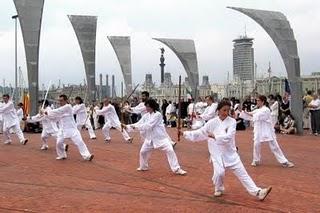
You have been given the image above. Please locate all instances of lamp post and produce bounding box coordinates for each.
[12,14,18,103]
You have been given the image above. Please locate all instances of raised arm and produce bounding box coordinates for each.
[96,105,111,116]
[131,113,162,131]
[183,122,211,142]
[0,102,14,113]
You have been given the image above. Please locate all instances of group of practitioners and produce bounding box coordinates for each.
[0,91,297,202]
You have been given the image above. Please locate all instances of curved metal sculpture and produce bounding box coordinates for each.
[13,0,44,115]
[153,38,199,96]
[228,7,303,134]
[68,15,97,101]
[107,36,133,94]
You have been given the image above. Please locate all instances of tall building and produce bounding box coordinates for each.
[233,36,254,81]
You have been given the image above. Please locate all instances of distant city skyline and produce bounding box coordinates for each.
[0,0,319,91]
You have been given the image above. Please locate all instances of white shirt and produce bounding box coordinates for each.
[187,103,195,116]
[129,111,172,149]
[131,102,147,116]
[47,104,77,130]
[270,101,279,117]
[72,103,88,125]
[252,106,276,143]
[0,101,20,129]
[16,108,24,121]
[166,104,176,115]
[199,103,218,121]
[309,99,320,111]
[184,116,240,167]
[30,106,58,134]
[96,104,121,127]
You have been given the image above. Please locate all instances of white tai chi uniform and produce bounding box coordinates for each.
[270,101,279,127]
[251,106,288,164]
[192,103,218,129]
[47,104,92,159]
[72,103,96,139]
[93,106,100,130]
[0,101,26,144]
[183,116,262,196]
[29,106,59,148]
[128,111,182,172]
[130,102,148,140]
[96,104,130,141]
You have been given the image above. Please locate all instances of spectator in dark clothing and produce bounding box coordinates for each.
[242,96,252,112]
[161,99,169,124]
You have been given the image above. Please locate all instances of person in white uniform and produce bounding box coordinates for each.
[182,100,272,201]
[243,95,294,168]
[126,91,177,147]
[268,95,279,128]
[16,103,24,121]
[0,94,28,145]
[72,96,96,139]
[27,100,61,150]
[123,99,186,175]
[192,95,218,129]
[42,94,94,161]
[96,98,132,143]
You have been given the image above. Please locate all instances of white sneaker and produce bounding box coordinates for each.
[4,140,12,145]
[214,190,223,197]
[126,138,133,143]
[84,154,94,161]
[20,139,28,145]
[251,161,259,167]
[174,168,187,176]
[136,167,148,171]
[282,161,294,168]
[257,187,272,201]
[105,138,111,143]
[90,137,97,140]
[41,145,49,150]
[56,156,67,160]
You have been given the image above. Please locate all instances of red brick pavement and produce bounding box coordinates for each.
[0,128,319,212]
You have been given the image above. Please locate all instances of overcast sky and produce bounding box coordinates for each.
[0,0,319,92]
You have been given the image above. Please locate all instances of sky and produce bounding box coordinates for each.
[0,0,319,93]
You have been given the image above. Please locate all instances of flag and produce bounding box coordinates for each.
[284,78,291,95]
[23,92,30,116]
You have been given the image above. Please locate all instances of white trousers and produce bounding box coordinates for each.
[139,141,180,172]
[56,129,91,159]
[3,123,25,143]
[271,115,278,127]
[253,140,288,164]
[212,160,261,196]
[41,129,57,146]
[102,122,130,141]
[77,118,96,138]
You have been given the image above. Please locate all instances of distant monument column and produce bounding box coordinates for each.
[111,75,115,98]
[228,6,304,134]
[160,48,165,84]
[106,74,109,98]
[13,0,45,115]
[68,15,97,102]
